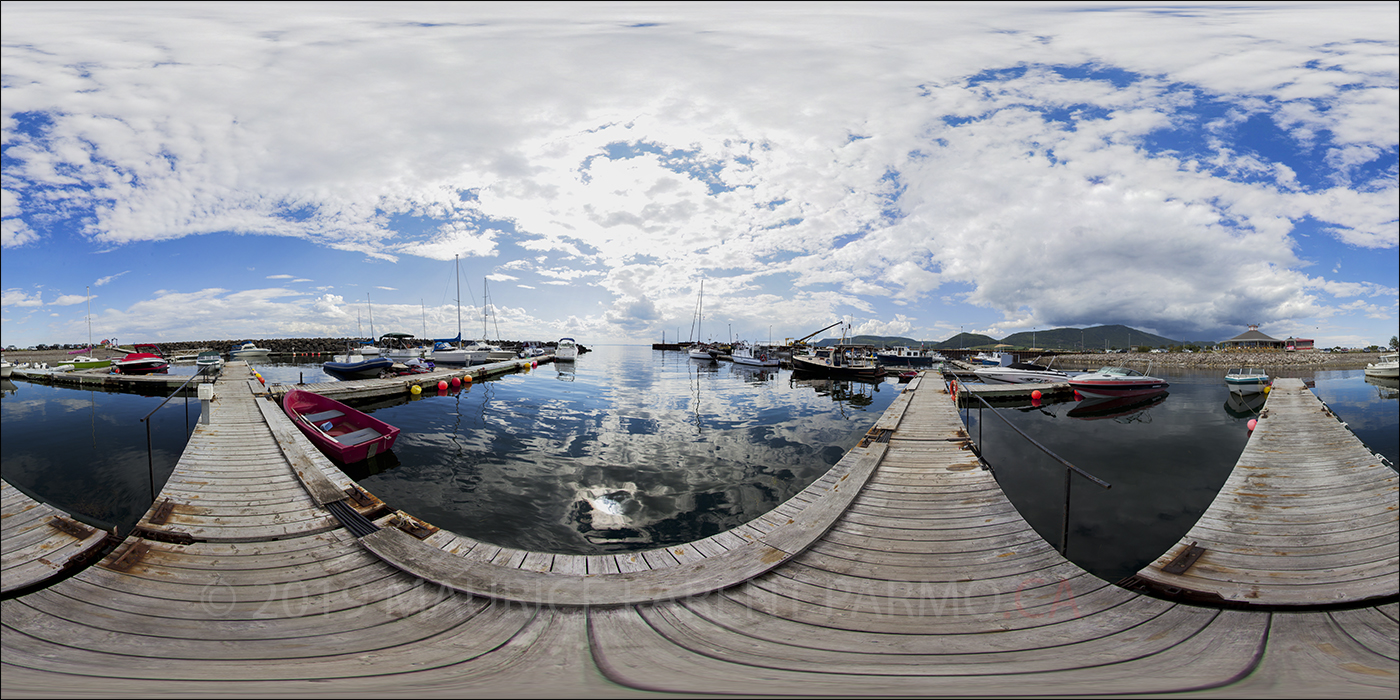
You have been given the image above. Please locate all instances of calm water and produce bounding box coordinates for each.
[2,350,1395,583]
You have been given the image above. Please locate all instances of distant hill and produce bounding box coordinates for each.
[810,325,1180,351]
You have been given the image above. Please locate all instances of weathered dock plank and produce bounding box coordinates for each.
[0,480,111,595]
[1127,378,1399,606]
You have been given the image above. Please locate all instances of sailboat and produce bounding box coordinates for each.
[688,280,716,362]
[461,278,513,362]
[64,286,112,370]
[358,294,380,355]
[433,255,487,365]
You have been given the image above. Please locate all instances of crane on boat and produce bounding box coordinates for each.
[785,321,843,350]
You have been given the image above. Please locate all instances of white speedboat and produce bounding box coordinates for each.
[0,360,12,378]
[1364,353,1399,378]
[554,337,578,361]
[974,359,1072,384]
[195,350,224,372]
[229,341,272,359]
[1068,366,1169,399]
[1224,367,1271,395]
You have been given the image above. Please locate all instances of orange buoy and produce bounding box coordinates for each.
[463,375,472,384]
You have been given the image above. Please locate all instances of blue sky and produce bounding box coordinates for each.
[2,2,1396,350]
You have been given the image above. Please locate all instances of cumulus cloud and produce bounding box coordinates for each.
[0,2,1394,345]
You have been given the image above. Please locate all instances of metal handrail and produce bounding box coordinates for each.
[140,366,216,501]
[950,378,1110,555]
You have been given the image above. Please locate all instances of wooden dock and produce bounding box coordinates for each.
[1125,378,1399,606]
[2,370,1395,697]
[1,480,113,596]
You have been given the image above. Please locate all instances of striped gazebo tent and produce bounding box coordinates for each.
[1219,324,1286,349]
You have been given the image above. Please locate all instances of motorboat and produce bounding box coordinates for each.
[1223,390,1268,419]
[323,355,394,380]
[112,351,170,375]
[229,341,272,359]
[731,343,779,367]
[378,333,428,361]
[973,351,1008,366]
[1067,366,1169,399]
[875,346,942,367]
[65,355,111,370]
[791,346,883,380]
[0,360,11,379]
[974,358,1073,384]
[282,389,400,463]
[195,350,224,372]
[1224,367,1271,395]
[554,337,579,361]
[1365,353,1399,379]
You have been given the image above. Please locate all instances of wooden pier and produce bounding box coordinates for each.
[0,480,113,596]
[1125,378,1399,606]
[2,369,1395,697]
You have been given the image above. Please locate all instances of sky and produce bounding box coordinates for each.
[2,2,1397,351]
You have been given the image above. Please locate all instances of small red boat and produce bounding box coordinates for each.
[282,389,400,463]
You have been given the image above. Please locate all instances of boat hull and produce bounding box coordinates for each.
[1364,366,1399,378]
[322,357,394,380]
[1225,377,1270,394]
[1068,379,1169,399]
[791,354,883,380]
[283,389,400,464]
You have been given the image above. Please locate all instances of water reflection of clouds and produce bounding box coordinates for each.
[358,347,900,554]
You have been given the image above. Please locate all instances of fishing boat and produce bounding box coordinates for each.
[791,346,884,380]
[282,389,400,463]
[229,341,272,359]
[1364,352,1399,379]
[875,346,942,367]
[1067,366,1169,399]
[555,337,579,361]
[1224,367,1271,395]
[731,342,780,367]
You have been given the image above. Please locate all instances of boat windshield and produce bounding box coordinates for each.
[1096,366,1142,377]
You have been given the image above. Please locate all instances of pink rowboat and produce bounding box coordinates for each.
[282,389,400,464]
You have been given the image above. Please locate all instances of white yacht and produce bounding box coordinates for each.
[554,337,578,361]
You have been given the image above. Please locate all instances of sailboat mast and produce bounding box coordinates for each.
[86,285,92,349]
[455,255,462,340]
[367,293,375,341]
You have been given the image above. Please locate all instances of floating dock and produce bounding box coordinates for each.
[1124,378,1399,606]
[2,369,1395,697]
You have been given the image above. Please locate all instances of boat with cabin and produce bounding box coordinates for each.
[791,345,884,380]
[974,356,1074,384]
[112,346,170,375]
[1224,367,1272,395]
[554,337,579,361]
[731,342,780,367]
[282,389,400,463]
[1365,353,1399,379]
[229,341,272,359]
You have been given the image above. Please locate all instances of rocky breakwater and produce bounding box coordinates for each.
[1054,350,1385,369]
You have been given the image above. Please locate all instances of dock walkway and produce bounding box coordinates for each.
[1127,378,1398,606]
[1,480,112,596]
[2,370,1396,696]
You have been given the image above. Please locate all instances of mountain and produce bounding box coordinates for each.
[809,325,1179,351]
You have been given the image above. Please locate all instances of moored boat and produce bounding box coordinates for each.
[974,358,1073,384]
[323,355,394,380]
[230,341,272,359]
[1224,367,1271,395]
[282,389,400,463]
[112,352,170,375]
[195,350,224,372]
[1364,353,1399,379]
[791,346,883,380]
[731,342,779,367]
[1067,366,1168,399]
[554,337,579,361]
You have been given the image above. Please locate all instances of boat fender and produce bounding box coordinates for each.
[410,384,422,395]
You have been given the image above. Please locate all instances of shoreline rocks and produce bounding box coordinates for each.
[1051,350,1385,369]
